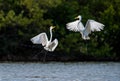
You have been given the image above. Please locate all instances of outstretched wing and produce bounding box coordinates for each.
[48,39,58,52]
[66,20,84,32]
[30,33,48,46]
[84,19,104,35]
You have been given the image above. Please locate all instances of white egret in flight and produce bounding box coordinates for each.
[66,15,104,40]
[30,26,58,52]
[30,26,58,62]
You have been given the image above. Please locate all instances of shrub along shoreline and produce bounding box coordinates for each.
[0,0,120,61]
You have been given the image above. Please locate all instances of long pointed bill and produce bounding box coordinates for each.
[74,16,79,19]
[51,26,55,29]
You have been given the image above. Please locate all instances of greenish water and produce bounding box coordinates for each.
[0,62,120,81]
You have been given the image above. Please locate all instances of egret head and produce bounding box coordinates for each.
[50,26,55,30]
[75,15,82,20]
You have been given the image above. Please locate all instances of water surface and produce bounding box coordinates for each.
[0,62,120,81]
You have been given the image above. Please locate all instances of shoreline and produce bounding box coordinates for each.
[0,54,119,62]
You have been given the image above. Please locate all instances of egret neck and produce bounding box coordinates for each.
[49,27,53,42]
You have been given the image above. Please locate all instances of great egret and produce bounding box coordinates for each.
[30,26,58,61]
[66,15,105,40]
[30,26,58,52]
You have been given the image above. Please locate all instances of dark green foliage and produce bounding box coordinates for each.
[0,0,119,61]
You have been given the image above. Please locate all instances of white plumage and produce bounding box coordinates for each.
[66,15,104,40]
[30,26,58,52]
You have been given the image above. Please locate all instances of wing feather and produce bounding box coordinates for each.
[84,20,104,35]
[30,33,48,46]
[66,20,84,32]
[48,39,58,51]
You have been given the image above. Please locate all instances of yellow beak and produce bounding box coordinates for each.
[51,26,55,29]
[74,16,79,19]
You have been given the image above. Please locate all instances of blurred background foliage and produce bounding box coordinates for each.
[0,0,120,61]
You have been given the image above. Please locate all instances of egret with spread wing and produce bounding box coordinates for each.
[66,15,104,40]
[31,26,58,52]
[30,26,58,61]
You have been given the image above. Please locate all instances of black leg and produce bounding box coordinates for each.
[43,51,48,62]
[33,49,44,59]
[85,40,88,54]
